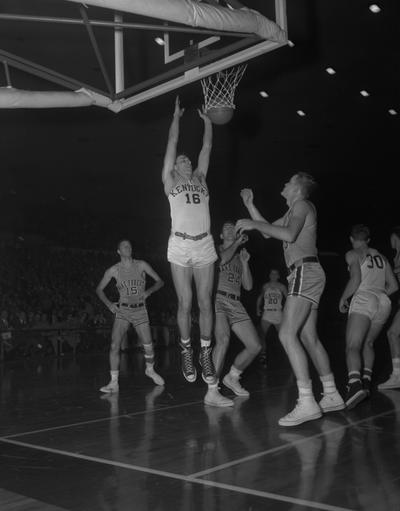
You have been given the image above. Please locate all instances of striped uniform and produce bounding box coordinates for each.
[215,253,250,326]
[262,284,284,325]
[283,200,326,307]
[167,173,217,268]
[349,248,391,323]
[115,261,149,327]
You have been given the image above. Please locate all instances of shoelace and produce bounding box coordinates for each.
[200,347,215,377]
[182,348,195,375]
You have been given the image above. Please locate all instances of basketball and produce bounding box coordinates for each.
[206,106,234,125]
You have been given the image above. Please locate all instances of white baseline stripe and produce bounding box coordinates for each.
[189,407,399,478]
[0,437,353,511]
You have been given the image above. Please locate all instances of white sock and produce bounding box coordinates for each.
[201,338,211,348]
[320,373,337,394]
[297,380,313,400]
[229,365,242,379]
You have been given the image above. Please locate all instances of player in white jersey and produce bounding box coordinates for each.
[378,227,400,389]
[236,173,344,426]
[256,269,287,365]
[339,225,398,408]
[162,97,230,407]
[96,240,165,393]
[213,222,261,398]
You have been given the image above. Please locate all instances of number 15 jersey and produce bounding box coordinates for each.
[168,174,210,235]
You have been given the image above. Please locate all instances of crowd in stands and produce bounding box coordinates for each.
[0,241,179,358]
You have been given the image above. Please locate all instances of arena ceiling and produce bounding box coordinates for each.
[0,0,399,254]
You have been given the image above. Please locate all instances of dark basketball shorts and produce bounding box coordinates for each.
[215,295,250,326]
[115,303,149,328]
[287,262,326,308]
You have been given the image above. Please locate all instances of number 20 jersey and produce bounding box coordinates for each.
[168,174,210,235]
[358,248,387,295]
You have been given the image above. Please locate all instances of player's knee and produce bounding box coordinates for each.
[300,331,317,347]
[197,295,212,315]
[278,327,291,347]
[249,342,261,356]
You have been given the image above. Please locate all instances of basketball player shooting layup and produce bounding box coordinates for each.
[236,173,345,426]
[96,240,165,393]
[162,97,231,407]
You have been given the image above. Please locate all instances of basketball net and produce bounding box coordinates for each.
[201,64,247,111]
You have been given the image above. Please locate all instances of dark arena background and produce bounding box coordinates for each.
[1,1,400,510]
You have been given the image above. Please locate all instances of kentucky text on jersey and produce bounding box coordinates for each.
[169,182,209,197]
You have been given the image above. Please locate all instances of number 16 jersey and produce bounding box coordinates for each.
[168,174,210,235]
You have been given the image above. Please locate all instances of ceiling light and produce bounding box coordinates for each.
[259,91,269,98]
[297,110,306,117]
[326,67,336,75]
[360,90,370,97]
[287,40,295,47]
[388,109,397,115]
[369,4,381,13]
[155,37,165,46]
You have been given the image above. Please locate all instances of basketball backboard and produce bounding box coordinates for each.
[0,0,287,112]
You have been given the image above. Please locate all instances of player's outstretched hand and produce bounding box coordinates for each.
[236,233,248,245]
[174,96,185,118]
[239,248,250,263]
[240,188,254,208]
[198,105,211,122]
[235,219,254,235]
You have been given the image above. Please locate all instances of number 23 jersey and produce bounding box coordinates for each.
[168,174,210,235]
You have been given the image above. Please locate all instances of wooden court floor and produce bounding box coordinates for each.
[0,338,400,511]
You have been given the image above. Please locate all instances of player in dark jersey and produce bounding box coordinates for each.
[378,227,400,389]
[96,240,165,393]
[213,222,261,397]
[256,268,287,365]
[236,173,344,426]
[162,97,231,407]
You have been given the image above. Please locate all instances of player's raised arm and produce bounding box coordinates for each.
[96,267,118,314]
[339,251,361,312]
[240,188,285,239]
[140,261,164,300]
[195,106,213,179]
[162,97,184,194]
[240,248,253,291]
[236,199,307,242]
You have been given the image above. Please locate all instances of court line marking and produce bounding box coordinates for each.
[0,437,353,511]
[1,383,290,440]
[189,407,400,478]
[1,399,204,439]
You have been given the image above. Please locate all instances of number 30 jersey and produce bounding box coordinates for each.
[218,254,242,297]
[168,174,210,236]
[357,248,387,295]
